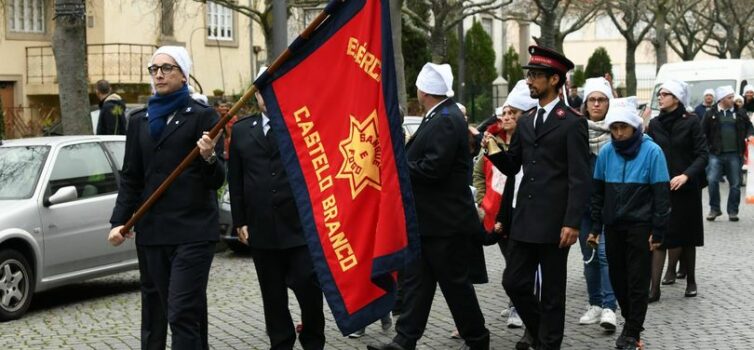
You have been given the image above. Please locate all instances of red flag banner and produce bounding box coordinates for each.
[255,0,419,334]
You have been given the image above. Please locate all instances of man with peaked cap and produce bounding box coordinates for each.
[108,46,225,349]
[227,67,326,350]
[484,46,590,350]
[368,63,489,350]
[701,85,754,222]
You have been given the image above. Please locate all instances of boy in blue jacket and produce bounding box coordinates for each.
[590,98,671,350]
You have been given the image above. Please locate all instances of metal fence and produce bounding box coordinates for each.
[3,106,58,138]
[26,43,157,85]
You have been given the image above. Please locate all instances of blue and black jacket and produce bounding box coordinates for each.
[591,134,671,243]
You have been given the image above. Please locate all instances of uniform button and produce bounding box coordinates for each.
[534,143,539,147]
[527,194,533,199]
[530,177,535,182]
[531,160,536,164]
[271,172,276,176]
[271,188,277,193]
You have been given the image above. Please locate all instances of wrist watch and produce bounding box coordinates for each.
[204,150,217,164]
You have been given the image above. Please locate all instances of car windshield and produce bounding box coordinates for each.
[0,146,50,199]
[650,79,736,111]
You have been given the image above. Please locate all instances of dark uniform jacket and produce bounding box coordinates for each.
[227,114,306,250]
[487,99,590,244]
[110,99,225,245]
[701,107,754,156]
[97,94,127,135]
[406,99,483,237]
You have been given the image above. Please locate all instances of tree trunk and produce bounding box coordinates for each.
[430,22,446,63]
[390,0,407,108]
[52,0,91,135]
[160,0,175,43]
[554,33,564,54]
[625,42,638,96]
[537,0,557,49]
[654,6,667,72]
[457,22,465,104]
[271,0,287,62]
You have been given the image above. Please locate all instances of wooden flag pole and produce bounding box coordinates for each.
[120,4,338,235]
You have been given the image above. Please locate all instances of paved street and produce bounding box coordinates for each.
[2,188,754,349]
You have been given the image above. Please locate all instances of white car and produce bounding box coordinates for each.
[0,135,137,321]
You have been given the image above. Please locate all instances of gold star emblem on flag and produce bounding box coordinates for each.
[336,110,383,199]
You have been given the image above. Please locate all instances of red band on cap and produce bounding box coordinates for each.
[529,55,568,73]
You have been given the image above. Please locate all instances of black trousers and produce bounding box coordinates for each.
[250,245,325,350]
[137,241,215,350]
[393,235,489,350]
[503,239,569,350]
[604,226,652,339]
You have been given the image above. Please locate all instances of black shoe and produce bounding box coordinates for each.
[661,275,676,285]
[618,336,639,350]
[676,272,687,279]
[515,330,534,350]
[706,210,722,221]
[648,290,660,303]
[367,342,406,350]
[729,214,739,222]
[685,283,698,297]
[615,332,628,349]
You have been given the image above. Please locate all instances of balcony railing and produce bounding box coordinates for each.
[26,43,157,85]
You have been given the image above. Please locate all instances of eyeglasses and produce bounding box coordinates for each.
[147,64,181,76]
[656,91,673,98]
[526,70,547,80]
[587,97,609,105]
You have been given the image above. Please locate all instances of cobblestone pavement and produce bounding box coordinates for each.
[2,189,754,349]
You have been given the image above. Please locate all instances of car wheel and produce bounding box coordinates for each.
[0,249,34,322]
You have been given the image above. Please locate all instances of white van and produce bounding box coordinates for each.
[649,59,754,118]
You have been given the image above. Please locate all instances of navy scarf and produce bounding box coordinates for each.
[612,128,643,159]
[147,85,190,140]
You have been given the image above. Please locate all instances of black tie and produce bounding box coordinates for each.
[265,123,275,145]
[535,108,545,132]
[725,110,733,118]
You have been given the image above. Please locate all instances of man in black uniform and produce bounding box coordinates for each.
[485,46,590,350]
[108,46,225,350]
[368,63,489,350]
[227,78,325,350]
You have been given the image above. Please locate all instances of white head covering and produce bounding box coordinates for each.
[495,106,503,116]
[703,88,715,98]
[456,103,467,115]
[660,79,690,107]
[605,97,642,130]
[256,65,268,80]
[734,94,744,104]
[744,85,754,95]
[715,85,735,102]
[150,46,192,80]
[187,85,208,105]
[583,77,614,100]
[416,63,454,97]
[503,80,537,111]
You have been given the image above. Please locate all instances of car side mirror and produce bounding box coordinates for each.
[45,186,78,206]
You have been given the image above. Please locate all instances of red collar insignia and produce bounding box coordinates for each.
[556,108,566,119]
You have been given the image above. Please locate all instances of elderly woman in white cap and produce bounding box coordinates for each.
[694,88,716,121]
[743,84,754,115]
[590,98,670,350]
[646,79,708,302]
[575,77,618,332]
[108,46,225,349]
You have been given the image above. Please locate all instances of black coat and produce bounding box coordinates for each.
[110,99,225,245]
[97,95,127,135]
[647,107,708,247]
[227,114,306,250]
[406,99,483,237]
[701,107,754,156]
[487,100,591,244]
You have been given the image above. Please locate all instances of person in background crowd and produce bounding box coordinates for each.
[107,46,225,350]
[734,94,744,110]
[702,86,754,222]
[568,84,583,110]
[590,98,670,350]
[576,77,618,332]
[646,80,708,302]
[742,84,754,115]
[485,46,590,350]
[694,89,716,122]
[214,100,238,160]
[95,79,127,135]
